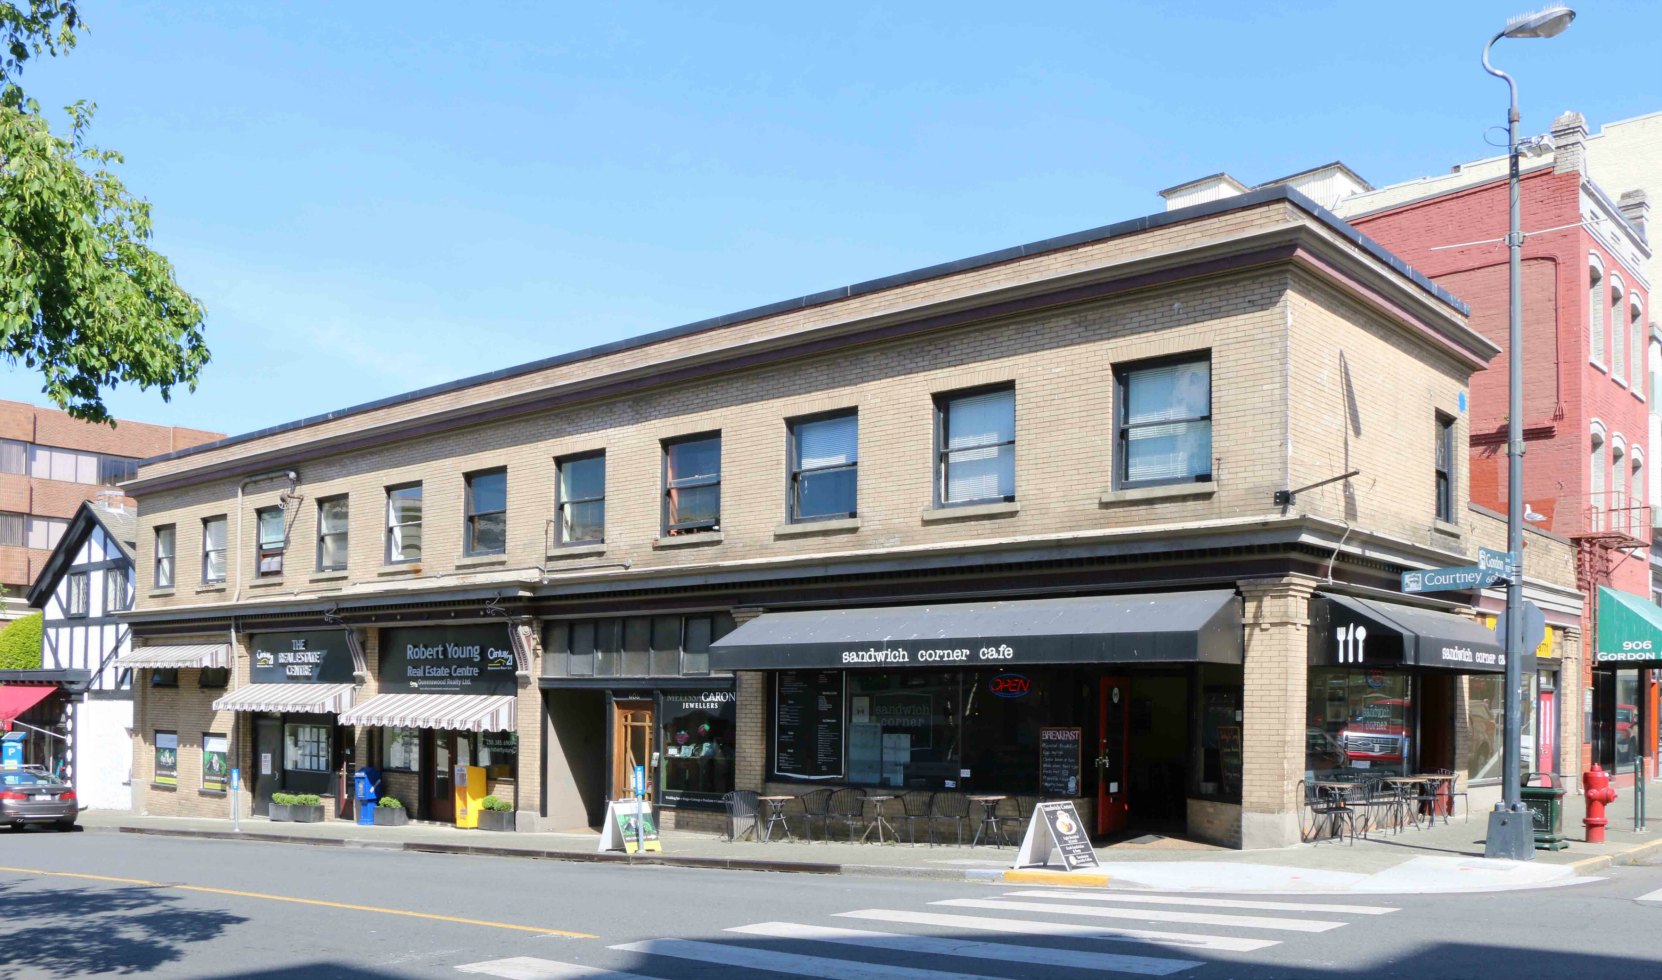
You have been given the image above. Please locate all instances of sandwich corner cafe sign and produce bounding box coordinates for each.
[1595,586,1662,666]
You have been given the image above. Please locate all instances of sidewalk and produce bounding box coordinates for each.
[73,787,1662,895]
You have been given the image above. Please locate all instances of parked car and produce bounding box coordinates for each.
[0,770,77,830]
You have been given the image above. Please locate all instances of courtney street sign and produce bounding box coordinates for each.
[1401,549,1516,594]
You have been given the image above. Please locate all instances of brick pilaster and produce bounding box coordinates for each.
[1238,574,1319,848]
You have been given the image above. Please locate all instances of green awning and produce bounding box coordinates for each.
[1595,586,1662,666]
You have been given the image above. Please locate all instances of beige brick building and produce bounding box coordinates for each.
[120,188,1581,848]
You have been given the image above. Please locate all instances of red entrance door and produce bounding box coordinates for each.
[1097,676,1130,835]
[1538,689,1556,773]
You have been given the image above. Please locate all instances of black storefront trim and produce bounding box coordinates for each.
[539,676,731,691]
[1310,594,1510,673]
[710,591,1242,671]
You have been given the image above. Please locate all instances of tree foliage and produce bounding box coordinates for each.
[1,1,208,424]
[0,612,42,669]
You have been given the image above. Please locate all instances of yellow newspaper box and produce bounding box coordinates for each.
[453,765,486,829]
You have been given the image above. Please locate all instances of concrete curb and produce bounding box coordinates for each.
[1563,835,1662,876]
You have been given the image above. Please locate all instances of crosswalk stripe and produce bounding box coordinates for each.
[610,937,1001,980]
[1002,890,1399,915]
[1634,887,1662,903]
[728,920,1201,977]
[934,898,1345,933]
[456,956,654,980]
[835,909,1280,953]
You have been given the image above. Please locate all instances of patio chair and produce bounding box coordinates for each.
[1355,777,1409,837]
[795,788,834,842]
[897,791,935,846]
[998,795,1040,842]
[1426,768,1469,823]
[722,790,760,842]
[826,787,867,842]
[929,792,970,846]
[1302,779,1356,845]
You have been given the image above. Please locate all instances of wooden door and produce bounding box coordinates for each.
[613,701,654,802]
[1097,676,1130,836]
[427,731,455,823]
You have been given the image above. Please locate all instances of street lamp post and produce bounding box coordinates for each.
[1481,4,1575,862]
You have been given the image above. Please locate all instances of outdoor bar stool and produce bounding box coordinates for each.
[929,792,970,846]
[722,790,761,841]
[898,791,935,845]
[796,788,833,842]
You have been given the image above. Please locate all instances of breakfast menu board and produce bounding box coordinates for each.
[774,670,845,779]
[1040,727,1082,797]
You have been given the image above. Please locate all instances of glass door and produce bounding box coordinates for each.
[427,730,455,823]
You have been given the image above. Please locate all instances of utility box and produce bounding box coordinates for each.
[353,766,381,826]
[1520,772,1568,851]
[454,765,486,829]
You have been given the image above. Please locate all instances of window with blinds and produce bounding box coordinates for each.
[790,412,857,521]
[936,386,1015,505]
[1116,355,1213,488]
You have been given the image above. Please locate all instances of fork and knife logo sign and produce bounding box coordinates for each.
[1336,623,1368,663]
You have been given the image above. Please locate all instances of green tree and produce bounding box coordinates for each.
[1,1,208,424]
[0,612,42,669]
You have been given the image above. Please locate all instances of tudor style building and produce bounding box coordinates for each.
[119,186,1580,848]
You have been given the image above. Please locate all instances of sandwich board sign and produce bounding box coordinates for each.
[598,799,662,854]
[1013,800,1100,872]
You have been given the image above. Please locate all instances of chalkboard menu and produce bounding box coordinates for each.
[774,670,844,779]
[1040,727,1082,797]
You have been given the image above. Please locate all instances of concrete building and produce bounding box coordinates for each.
[118,187,1579,849]
[0,400,220,620]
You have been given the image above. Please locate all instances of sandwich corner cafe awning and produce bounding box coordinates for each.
[213,684,355,714]
[1595,585,1662,667]
[709,590,1243,671]
[0,685,55,727]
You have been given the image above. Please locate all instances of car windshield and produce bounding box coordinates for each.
[0,771,59,788]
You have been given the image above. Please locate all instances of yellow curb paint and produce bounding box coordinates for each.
[1002,869,1110,887]
[0,865,596,938]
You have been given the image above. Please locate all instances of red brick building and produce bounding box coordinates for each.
[0,399,221,619]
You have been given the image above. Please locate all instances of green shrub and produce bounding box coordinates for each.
[271,792,294,806]
[378,796,404,809]
[272,792,322,807]
[0,614,43,670]
[481,795,513,812]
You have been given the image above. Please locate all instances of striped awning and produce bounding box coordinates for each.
[213,684,355,714]
[338,693,517,732]
[115,644,230,670]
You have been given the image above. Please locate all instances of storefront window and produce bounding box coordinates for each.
[1306,667,1413,780]
[382,727,419,771]
[1616,671,1641,772]
[960,669,1086,794]
[848,672,959,788]
[284,723,331,772]
[154,731,178,786]
[1467,675,1504,782]
[479,731,518,780]
[660,690,735,808]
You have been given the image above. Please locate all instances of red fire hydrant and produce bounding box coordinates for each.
[1584,764,1618,844]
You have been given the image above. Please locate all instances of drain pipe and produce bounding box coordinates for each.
[234,469,298,604]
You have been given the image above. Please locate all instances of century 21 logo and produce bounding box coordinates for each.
[1336,623,1369,663]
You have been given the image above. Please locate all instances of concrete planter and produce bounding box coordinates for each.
[267,803,292,822]
[374,807,409,827]
[478,810,515,832]
[290,804,326,824]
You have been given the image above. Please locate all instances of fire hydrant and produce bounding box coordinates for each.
[1584,763,1618,844]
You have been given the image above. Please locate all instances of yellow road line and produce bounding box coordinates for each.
[0,865,596,938]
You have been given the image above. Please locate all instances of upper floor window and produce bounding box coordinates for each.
[202,516,227,584]
[1611,277,1627,380]
[1115,355,1213,488]
[663,434,721,535]
[464,469,507,556]
[154,525,175,589]
[0,439,23,474]
[105,569,131,613]
[790,412,858,521]
[20,444,137,486]
[1589,259,1606,365]
[256,506,285,576]
[386,484,422,563]
[556,452,605,545]
[24,515,67,551]
[1435,413,1455,523]
[317,496,349,571]
[936,386,1015,505]
[1631,298,1647,391]
[66,571,88,618]
[0,511,21,547]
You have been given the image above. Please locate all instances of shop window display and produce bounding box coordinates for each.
[1306,667,1413,779]
[382,727,419,771]
[660,690,735,808]
[1466,674,1536,783]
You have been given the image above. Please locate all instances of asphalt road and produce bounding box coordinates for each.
[2,829,1660,979]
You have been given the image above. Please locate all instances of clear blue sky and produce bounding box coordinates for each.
[2,1,1657,439]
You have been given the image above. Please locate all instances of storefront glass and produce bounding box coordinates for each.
[382,727,419,771]
[284,723,331,772]
[659,690,735,808]
[1465,674,1539,782]
[479,731,518,780]
[1593,669,1645,772]
[1306,667,1413,779]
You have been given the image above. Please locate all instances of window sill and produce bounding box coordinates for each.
[1591,359,1608,373]
[247,577,288,589]
[1432,519,1463,538]
[195,584,227,595]
[774,517,860,538]
[147,589,176,599]
[921,501,1020,523]
[455,554,509,569]
[654,532,724,549]
[546,543,607,559]
[149,782,177,791]
[1615,376,1630,389]
[310,570,350,583]
[377,564,423,577]
[198,788,227,797]
[1099,480,1217,505]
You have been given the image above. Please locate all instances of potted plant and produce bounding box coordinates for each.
[478,795,515,832]
[374,796,409,827]
[289,793,326,823]
[268,791,295,822]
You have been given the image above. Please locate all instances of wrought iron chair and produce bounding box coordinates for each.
[929,791,970,846]
[826,787,867,842]
[722,790,760,841]
[898,791,936,845]
[1424,768,1468,823]
[795,788,834,842]
[1302,779,1357,845]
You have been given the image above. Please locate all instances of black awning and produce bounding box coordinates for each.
[1310,595,1508,673]
[709,591,1242,671]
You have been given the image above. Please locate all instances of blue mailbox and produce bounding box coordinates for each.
[353,766,382,826]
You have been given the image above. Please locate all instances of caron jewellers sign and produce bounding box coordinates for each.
[251,630,355,684]
[379,624,517,696]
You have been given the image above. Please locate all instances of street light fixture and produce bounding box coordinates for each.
[1480,4,1574,862]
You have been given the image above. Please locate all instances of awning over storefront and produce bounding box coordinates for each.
[212,684,356,714]
[1595,586,1662,667]
[0,685,55,726]
[115,644,230,670]
[1310,595,1507,672]
[339,693,517,732]
[709,590,1242,671]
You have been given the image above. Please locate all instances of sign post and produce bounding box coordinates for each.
[230,768,241,833]
[632,765,646,855]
